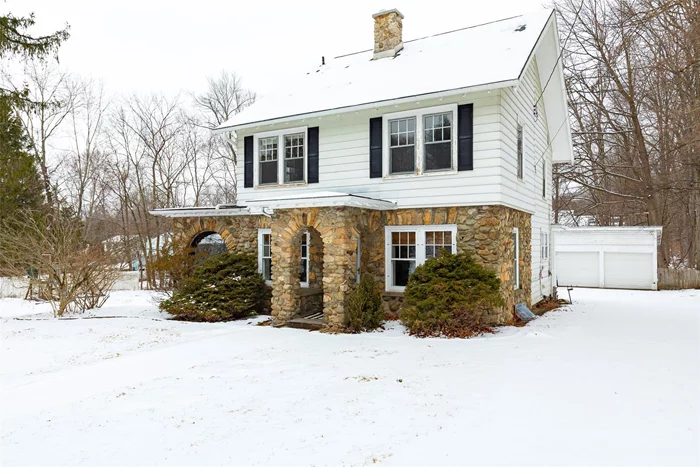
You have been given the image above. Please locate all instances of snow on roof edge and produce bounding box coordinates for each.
[213,78,519,133]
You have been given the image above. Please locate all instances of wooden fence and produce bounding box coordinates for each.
[658,268,700,290]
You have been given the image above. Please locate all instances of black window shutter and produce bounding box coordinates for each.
[457,104,474,171]
[307,127,319,183]
[369,117,383,178]
[243,135,254,188]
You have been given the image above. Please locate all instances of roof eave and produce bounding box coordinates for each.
[213,79,521,134]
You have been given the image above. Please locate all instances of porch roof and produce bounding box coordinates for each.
[149,191,397,218]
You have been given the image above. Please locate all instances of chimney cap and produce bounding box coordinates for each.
[372,8,404,19]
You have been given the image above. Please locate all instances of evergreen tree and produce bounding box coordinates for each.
[0,13,70,102]
[0,95,43,221]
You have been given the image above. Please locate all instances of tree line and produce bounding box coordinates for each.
[554,0,700,268]
[0,12,256,290]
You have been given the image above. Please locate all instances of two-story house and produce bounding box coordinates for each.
[152,8,573,329]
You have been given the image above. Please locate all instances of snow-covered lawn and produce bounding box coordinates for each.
[1,289,698,466]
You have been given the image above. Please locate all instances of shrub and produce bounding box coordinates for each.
[160,253,270,322]
[400,250,505,337]
[345,275,385,332]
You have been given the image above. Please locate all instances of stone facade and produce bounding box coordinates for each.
[172,204,531,329]
[373,9,403,57]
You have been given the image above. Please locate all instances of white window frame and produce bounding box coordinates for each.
[382,104,458,178]
[258,228,272,285]
[512,227,520,289]
[252,126,308,187]
[300,231,310,288]
[384,224,457,292]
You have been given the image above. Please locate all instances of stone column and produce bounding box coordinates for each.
[318,210,360,329]
[270,214,302,322]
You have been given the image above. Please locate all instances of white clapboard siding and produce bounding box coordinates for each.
[234,65,556,304]
[500,57,554,302]
[235,91,507,208]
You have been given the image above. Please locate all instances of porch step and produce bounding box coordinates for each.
[286,317,324,330]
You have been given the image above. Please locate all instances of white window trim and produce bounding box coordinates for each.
[384,224,457,292]
[513,227,520,289]
[300,231,310,288]
[381,103,459,178]
[253,126,308,188]
[258,228,272,285]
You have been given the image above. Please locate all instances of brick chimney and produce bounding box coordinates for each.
[372,8,404,59]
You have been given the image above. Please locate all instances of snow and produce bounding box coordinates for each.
[2,288,699,465]
[218,10,554,130]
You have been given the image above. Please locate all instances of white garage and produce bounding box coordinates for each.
[552,226,662,290]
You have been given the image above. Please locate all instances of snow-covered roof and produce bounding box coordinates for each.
[149,191,397,217]
[217,9,555,131]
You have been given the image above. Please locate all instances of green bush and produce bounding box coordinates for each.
[346,275,385,332]
[400,250,505,337]
[160,253,270,322]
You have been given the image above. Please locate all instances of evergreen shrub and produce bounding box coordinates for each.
[400,250,505,337]
[160,253,270,322]
[346,275,385,332]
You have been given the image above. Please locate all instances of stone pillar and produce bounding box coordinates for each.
[372,9,404,59]
[270,215,302,322]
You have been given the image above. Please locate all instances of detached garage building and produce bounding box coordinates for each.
[552,226,662,291]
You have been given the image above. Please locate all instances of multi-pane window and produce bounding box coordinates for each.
[425,230,453,258]
[424,112,452,171]
[540,231,549,259]
[390,231,416,287]
[385,225,457,291]
[255,128,307,186]
[389,117,416,174]
[259,137,278,185]
[284,133,305,183]
[516,124,524,179]
[258,229,272,283]
[299,231,309,286]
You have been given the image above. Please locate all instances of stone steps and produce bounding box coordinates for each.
[286,317,324,330]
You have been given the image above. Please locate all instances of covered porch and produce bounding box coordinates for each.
[151,191,396,329]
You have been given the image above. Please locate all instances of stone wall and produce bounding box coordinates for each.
[361,206,531,325]
[172,204,531,328]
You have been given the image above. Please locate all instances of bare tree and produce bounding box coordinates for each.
[193,71,256,202]
[3,61,76,207]
[554,0,700,267]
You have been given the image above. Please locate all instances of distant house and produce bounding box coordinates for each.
[152,8,573,328]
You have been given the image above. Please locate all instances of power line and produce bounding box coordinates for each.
[533,2,584,109]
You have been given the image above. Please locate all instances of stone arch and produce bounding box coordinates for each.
[179,218,237,253]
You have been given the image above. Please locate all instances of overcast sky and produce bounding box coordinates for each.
[5,0,548,98]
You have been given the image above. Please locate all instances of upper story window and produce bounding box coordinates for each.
[254,127,307,187]
[516,124,524,179]
[383,104,457,177]
[424,112,452,171]
[389,117,416,174]
[284,133,305,183]
[542,160,546,197]
[259,137,278,185]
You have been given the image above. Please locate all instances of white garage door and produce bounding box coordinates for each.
[555,252,599,287]
[604,252,654,289]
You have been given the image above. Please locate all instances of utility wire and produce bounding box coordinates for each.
[533,2,584,109]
